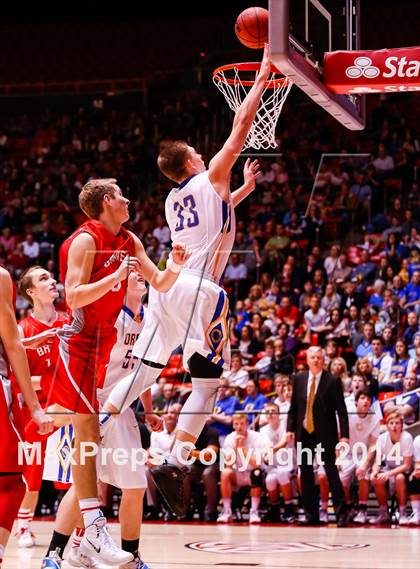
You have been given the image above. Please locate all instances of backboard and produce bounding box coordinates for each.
[269,0,365,130]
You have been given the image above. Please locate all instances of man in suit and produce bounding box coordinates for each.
[286,346,349,526]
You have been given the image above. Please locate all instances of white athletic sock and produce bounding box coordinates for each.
[251,496,260,511]
[412,500,420,515]
[320,501,328,511]
[168,440,193,468]
[17,508,33,531]
[72,527,84,548]
[222,498,231,511]
[0,544,4,566]
[79,498,103,527]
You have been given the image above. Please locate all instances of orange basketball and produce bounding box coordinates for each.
[235,7,269,50]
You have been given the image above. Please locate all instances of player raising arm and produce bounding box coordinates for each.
[98,46,271,519]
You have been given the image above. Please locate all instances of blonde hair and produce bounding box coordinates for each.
[385,410,404,425]
[18,266,44,304]
[355,357,373,375]
[79,178,117,219]
[331,357,348,378]
[232,413,248,423]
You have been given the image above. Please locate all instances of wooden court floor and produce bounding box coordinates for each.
[4,521,419,569]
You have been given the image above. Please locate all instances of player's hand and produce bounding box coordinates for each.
[356,466,367,480]
[258,43,271,82]
[285,432,295,444]
[171,243,190,265]
[409,466,420,480]
[243,158,260,191]
[115,256,142,282]
[376,471,389,482]
[24,329,58,349]
[31,408,55,435]
[145,413,163,432]
[235,435,246,448]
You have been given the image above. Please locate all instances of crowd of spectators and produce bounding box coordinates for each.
[0,84,419,525]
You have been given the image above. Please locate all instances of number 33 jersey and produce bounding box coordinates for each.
[165,171,236,284]
[97,305,145,405]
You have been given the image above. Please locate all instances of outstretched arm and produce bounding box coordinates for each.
[232,158,260,208]
[209,45,271,200]
[130,232,188,293]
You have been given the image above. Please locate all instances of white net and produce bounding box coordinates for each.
[213,66,292,150]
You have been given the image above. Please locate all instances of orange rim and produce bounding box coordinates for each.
[213,62,287,89]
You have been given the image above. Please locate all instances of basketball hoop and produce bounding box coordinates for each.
[213,62,292,150]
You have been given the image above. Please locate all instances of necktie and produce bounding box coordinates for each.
[306,374,316,434]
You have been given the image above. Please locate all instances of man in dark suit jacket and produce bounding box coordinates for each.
[286,346,349,526]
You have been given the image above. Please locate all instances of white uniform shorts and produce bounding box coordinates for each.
[97,407,147,489]
[232,469,252,489]
[43,411,147,490]
[317,459,370,486]
[265,465,296,490]
[43,425,74,484]
[132,271,231,371]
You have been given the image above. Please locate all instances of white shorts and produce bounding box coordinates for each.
[132,271,231,371]
[43,425,75,484]
[43,412,147,490]
[265,465,295,490]
[97,407,147,489]
[232,469,252,489]
[317,460,370,486]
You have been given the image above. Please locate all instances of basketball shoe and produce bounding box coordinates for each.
[67,546,101,567]
[249,509,261,524]
[17,527,36,548]
[40,549,61,568]
[217,509,232,523]
[79,516,133,565]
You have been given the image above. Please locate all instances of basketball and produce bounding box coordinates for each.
[235,7,269,49]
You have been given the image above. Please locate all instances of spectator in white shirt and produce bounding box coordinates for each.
[372,143,395,174]
[224,253,248,283]
[321,283,341,312]
[222,353,249,390]
[303,295,328,343]
[367,336,393,383]
[368,411,413,525]
[22,233,40,260]
[324,244,340,278]
[152,214,171,245]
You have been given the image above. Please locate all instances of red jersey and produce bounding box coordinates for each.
[13,312,68,413]
[59,219,136,334]
[0,264,16,379]
[19,313,69,378]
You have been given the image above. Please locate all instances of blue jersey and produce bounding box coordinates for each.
[390,358,411,382]
[242,393,268,424]
[404,282,420,305]
[213,395,241,436]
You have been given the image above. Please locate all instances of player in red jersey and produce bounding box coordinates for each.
[13,266,68,549]
[0,266,53,569]
[42,178,187,568]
